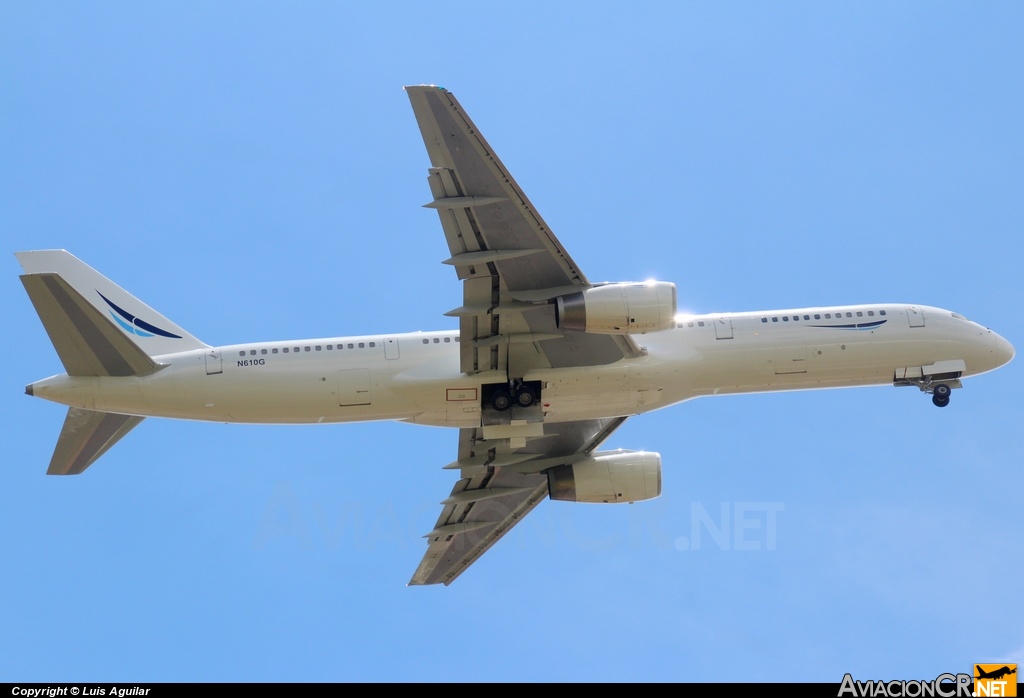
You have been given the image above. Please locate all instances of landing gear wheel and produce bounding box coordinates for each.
[491,389,512,411]
[933,384,951,399]
[932,393,950,408]
[515,386,536,407]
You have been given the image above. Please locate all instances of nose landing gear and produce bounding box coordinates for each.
[931,383,951,408]
[894,372,958,408]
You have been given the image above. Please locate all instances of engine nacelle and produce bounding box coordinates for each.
[547,450,662,503]
[554,281,677,334]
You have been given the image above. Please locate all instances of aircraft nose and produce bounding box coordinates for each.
[989,331,1015,368]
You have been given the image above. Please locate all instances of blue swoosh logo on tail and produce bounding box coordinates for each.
[98,291,182,339]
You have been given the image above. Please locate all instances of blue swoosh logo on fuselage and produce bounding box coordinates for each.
[808,319,887,331]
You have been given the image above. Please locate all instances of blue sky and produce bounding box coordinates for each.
[2,2,1022,682]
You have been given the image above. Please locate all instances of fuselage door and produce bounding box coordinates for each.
[205,349,222,375]
[906,306,926,328]
[714,317,734,340]
[384,337,400,360]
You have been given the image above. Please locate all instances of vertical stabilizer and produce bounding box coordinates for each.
[17,250,207,359]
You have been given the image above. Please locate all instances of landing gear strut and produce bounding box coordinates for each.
[931,383,951,408]
[895,373,957,408]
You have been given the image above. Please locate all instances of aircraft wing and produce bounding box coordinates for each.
[410,416,628,586]
[405,85,643,377]
[406,86,640,585]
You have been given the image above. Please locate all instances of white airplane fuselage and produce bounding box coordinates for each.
[18,86,1018,585]
[28,303,1014,427]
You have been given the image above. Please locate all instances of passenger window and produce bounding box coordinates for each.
[825,313,831,319]
[783,316,789,322]
[814,314,820,320]
[272,348,278,354]
[358,343,364,348]
[250,350,257,356]
[283,348,289,353]
[698,321,704,327]
[315,346,321,351]
[803,315,809,320]
[761,317,768,323]
[239,351,245,357]
[304,346,310,352]
[327,345,333,350]
[846,312,853,318]
[688,322,694,327]
[261,349,267,355]
[423,339,429,344]
[880,310,886,316]
[867,311,874,317]
[444,337,451,343]
[347,343,354,349]
[369,342,375,347]
[772,317,778,322]
[433,338,439,343]
[856,311,863,317]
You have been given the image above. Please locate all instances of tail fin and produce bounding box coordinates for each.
[18,250,207,375]
[48,407,144,475]
[19,251,207,474]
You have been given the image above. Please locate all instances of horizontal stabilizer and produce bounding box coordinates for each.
[21,273,162,377]
[48,407,144,475]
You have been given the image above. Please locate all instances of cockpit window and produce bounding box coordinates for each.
[951,312,968,320]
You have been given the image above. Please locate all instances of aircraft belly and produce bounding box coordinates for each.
[536,366,636,422]
[69,360,409,424]
[201,368,399,423]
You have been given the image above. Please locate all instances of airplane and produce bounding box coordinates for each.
[975,666,1016,681]
[17,85,1015,586]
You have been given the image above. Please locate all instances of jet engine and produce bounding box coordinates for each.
[554,281,677,334]
[547,450,662,503]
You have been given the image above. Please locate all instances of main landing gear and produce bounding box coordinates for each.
[487,380,539,412]
[931,383,951,408]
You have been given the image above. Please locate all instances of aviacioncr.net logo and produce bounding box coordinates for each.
[838,673,973,698]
